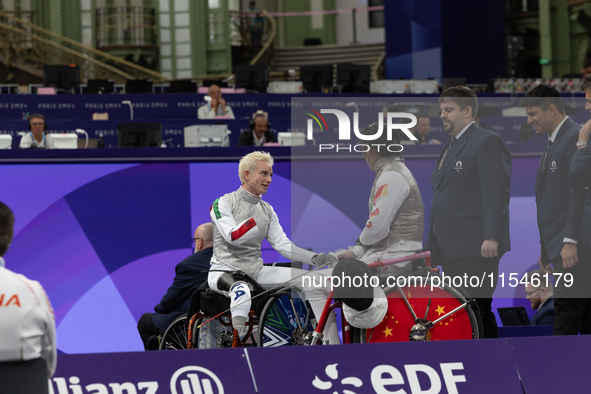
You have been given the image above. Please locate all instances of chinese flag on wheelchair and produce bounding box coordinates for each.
[347,252,484,344]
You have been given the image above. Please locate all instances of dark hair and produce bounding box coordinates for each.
[520,84,565,114]
[28,113,48,131]
[439,86,478,119]
[249,113,269,131]
[360,121,402,157]
[526,269,553,290]
[582,74,591,94]
[583,58,591,69]
[0,202,14,256]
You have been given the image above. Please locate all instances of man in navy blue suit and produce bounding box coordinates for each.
[137,223,213,350]
[427,86,511,338]
[571,76,591,249]
[521,84,590,335]
[525,269,555,326]
[565,76,591,334]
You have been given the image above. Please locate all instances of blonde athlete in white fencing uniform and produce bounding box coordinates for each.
[207,151,340,344]
[0,202,56,378]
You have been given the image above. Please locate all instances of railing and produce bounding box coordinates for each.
[506,0,539,16]
[0,11,169,83]
[372,51,386,82]
[568,0,591,7]
[0,10,34,23]
[96,5,157,48]
[249,10,276,66]
[230,9,276,67]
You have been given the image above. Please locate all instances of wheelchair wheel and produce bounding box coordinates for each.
[159,314,188,350]
[257,292,315,347]
[350,273,483,343]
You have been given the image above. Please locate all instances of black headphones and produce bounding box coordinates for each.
[28,114,49,131]
[248,113,270,131]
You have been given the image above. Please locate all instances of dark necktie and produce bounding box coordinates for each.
[542,139,553,170]
[438,137,457,173]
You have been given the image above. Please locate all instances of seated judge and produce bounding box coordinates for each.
[20,113,52,149]
[238,111,276,146]
[137,223,213,350]
[197,84,235,119]
[412,114,441,145]
[525,269,555,326]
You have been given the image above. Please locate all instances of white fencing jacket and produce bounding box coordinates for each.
[0,258,57,377]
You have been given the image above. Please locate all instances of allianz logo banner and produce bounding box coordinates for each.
[48,338,539,394]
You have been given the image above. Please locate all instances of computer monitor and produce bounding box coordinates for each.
[117,123,162,147]
[497,307,532,326]
[0,135,12,149]
[169,80,197,93]
[126,79,153,93]
[234,64,268,92]
[51,134,78,149]
[336,63,371,93]
[86,79,115,94]
[183,125,229,147]
[202,79,228,88]
[442,78,467,91]
[43,65,80,91]
[388,104,427,116]
[277,132,306,146]
[299,64,333,93]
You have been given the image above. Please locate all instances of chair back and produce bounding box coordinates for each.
[0,358,48,394]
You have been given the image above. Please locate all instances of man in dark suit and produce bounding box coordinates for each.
[427,86,511,338]
[137,223,213,350]
[238,112,276,146]
[521,85,590,335]
[564,75,591,334]
[526,269,555,326]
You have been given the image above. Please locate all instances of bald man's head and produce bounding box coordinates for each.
[208,84,222,100]
[194,223,213,252]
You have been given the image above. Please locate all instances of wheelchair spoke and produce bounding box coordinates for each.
[367,327,376,343]
[160,315,188,350]
[178,325,187,343]
[168,328,185,349]
[430,301,470,327]
[423,299,432,320]
[288,296,304,332]
[395,285,419,321]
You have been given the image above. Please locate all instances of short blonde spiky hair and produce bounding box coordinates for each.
[239,151,274,184]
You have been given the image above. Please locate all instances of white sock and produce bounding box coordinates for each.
[229,282,251,326]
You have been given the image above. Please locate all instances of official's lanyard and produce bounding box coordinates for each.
[30,132,46,147]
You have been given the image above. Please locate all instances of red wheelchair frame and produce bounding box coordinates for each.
[309,251,483,345]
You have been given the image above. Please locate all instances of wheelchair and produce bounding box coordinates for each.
[337,252,483,344]
[348,272,484,343]
[185,270,315,349]
[160,252,483,349]
[187,288,313,349]
[253,252,484,346]
[159,270,314,350]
